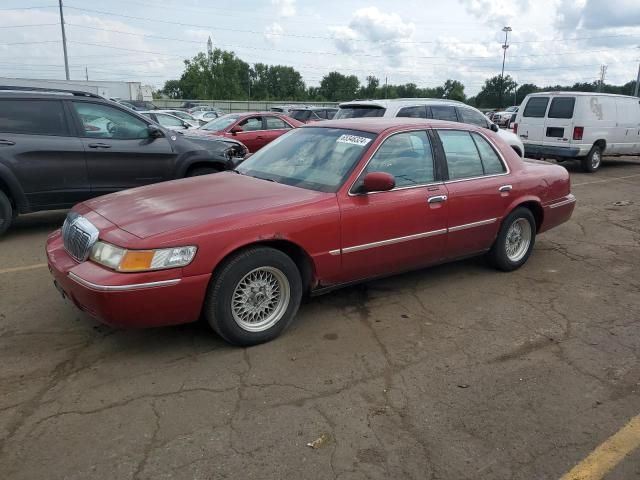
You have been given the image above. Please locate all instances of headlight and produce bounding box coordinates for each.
[90,242,197,272]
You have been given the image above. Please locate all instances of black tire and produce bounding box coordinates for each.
[187,166,220,177]
[487,207,536,272]
[581,145,602,173]
[204,247,303,346]
[0,190,13,237]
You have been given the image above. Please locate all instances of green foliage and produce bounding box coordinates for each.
[475,75,518,108]
[319,72,360,101]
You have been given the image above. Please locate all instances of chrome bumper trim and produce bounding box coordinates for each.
[549,194,576,209]
[68,272,181,292]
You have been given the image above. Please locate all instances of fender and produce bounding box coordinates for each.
[173,150,233,179]
[0,163,29,213]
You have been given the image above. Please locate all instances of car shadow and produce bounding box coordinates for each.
[3,210,68,240]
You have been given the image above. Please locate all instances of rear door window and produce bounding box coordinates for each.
[397,105,427,118]
[430,105,458,122]
[523,97,549,118]
[0,99,69,136]
[547,97,576,119]
[471,133,506,174]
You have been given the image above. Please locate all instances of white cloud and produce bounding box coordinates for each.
[264,22,284,46]
[350,7,415,43]
[271,0,296,17]
[328,26,359,54]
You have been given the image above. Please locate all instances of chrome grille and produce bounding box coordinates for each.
[62,213,99,262]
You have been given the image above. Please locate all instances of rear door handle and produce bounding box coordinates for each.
[428,195,448,204]
[499,185,513,192]
[87,143,112,149]
[0,139,15,146]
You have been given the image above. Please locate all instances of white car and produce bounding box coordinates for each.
[335,99,525,158]
[155,109,200,128]
[139,111,196,131]
[515,92,640,172]
[192,110,222,123]
[493,106,519,127]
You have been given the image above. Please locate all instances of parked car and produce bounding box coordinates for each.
[126,100,157,111]
[115,100,138,111]
[493,106,519,127]
[289,107,338,123]
[0,86,247,236]
[192,110,222,123]
[508,112,517,130]
[139,111,196,131]
[270,105,299,114]
[182,101,213,110]
[155,109,201,128]
[335,99,526,158]
[187,105,219,115]
[190,112,303,152]
[514,92,640,172]
[47,117,575,346]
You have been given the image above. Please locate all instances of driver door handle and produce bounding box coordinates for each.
[88,143,112,149]
[498,185,513,192]
[428,195,448,204]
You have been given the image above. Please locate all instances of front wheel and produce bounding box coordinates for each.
[204,247,302,346]
[487,208,536,272]
[581,145,602,173]
[0,190,13,237]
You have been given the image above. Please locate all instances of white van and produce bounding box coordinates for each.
[515,92,640,172]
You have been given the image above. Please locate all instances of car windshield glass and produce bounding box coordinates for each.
[200,114,240,131]
[237,127,376,193]
[334,106,386,119]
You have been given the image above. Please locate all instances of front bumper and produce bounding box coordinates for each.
[46,230,211,328]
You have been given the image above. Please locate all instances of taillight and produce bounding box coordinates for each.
[573,126,584,140]
[513,123,518,134]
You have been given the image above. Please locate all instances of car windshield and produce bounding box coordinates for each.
[200,114,240,131]
[237,127,376,193]
[334,106,386,119]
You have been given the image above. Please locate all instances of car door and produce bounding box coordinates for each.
[227,116,264,152]
[262,116,294,148]
[517,96,549,144]
[615,97,640,154]
[0,98,90,209]
[543,96,576,148]
[338,130,449,281]
[70,101,178,194]
[435,129,513,259]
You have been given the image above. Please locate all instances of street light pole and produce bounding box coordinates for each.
[499,26,512,109]
[635,62,640,97]
[58,0,70,80]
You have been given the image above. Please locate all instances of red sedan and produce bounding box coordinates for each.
[47,118,575,346]
[189,112,303,152]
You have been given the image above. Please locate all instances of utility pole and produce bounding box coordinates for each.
[499,26,512,109]
[58,0,70,80]
[598,65,607,92]
[384,76,388,99]
[634,62,640,97]
[85,66,88,81]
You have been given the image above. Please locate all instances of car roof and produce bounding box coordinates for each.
[338,98,467,108]
[303,117,478,134]
[526,91,639,99]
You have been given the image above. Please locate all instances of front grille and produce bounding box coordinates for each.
[62,213,99,262]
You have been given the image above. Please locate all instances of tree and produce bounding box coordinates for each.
[318,72,360,101]
[475,75,517,108]
[359,75,380,98]
[515,83,539,102]
[160,80,183,99]
[442,79,466,102]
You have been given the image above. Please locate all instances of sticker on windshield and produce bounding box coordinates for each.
[336,134,371,146]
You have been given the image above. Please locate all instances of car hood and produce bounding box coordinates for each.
[83,172,328,239]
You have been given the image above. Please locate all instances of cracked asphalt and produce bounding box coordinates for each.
[1,158,639,480]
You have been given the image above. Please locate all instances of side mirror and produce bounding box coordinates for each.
[148,124,164,138]
[361,172,395,193]
[490,123,499,132]
[230,125,243,135]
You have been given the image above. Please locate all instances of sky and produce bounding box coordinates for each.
[0,0,639,96]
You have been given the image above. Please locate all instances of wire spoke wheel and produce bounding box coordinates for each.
[231,266,291,332]
[505,218,532,262]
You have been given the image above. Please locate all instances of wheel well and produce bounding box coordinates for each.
[0,177,15,210]
[215,240,316,294]
[511,145,522,157]
[516,201,543,232]
[593,139,606,152]
[185,161,225,176]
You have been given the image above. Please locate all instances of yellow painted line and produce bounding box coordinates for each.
[0,263,48,274]
[573,173,640,187]
[560,414,640,480]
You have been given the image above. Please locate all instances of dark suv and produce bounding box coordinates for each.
[288,107,337,123]
[0,87,247,236]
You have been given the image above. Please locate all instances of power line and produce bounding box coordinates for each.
[0,5,58,11]
[0,23,59,29]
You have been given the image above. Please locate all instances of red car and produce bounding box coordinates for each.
[47,118,575,346]
[189,112,303,152]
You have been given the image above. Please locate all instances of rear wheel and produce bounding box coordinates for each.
[487,207,536,271]
[204,247,302,346]
[0,190,13,237]
[187,166,221,177]
[581,145,602,173]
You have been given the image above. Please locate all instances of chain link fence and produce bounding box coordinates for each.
[153,99,339,113]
